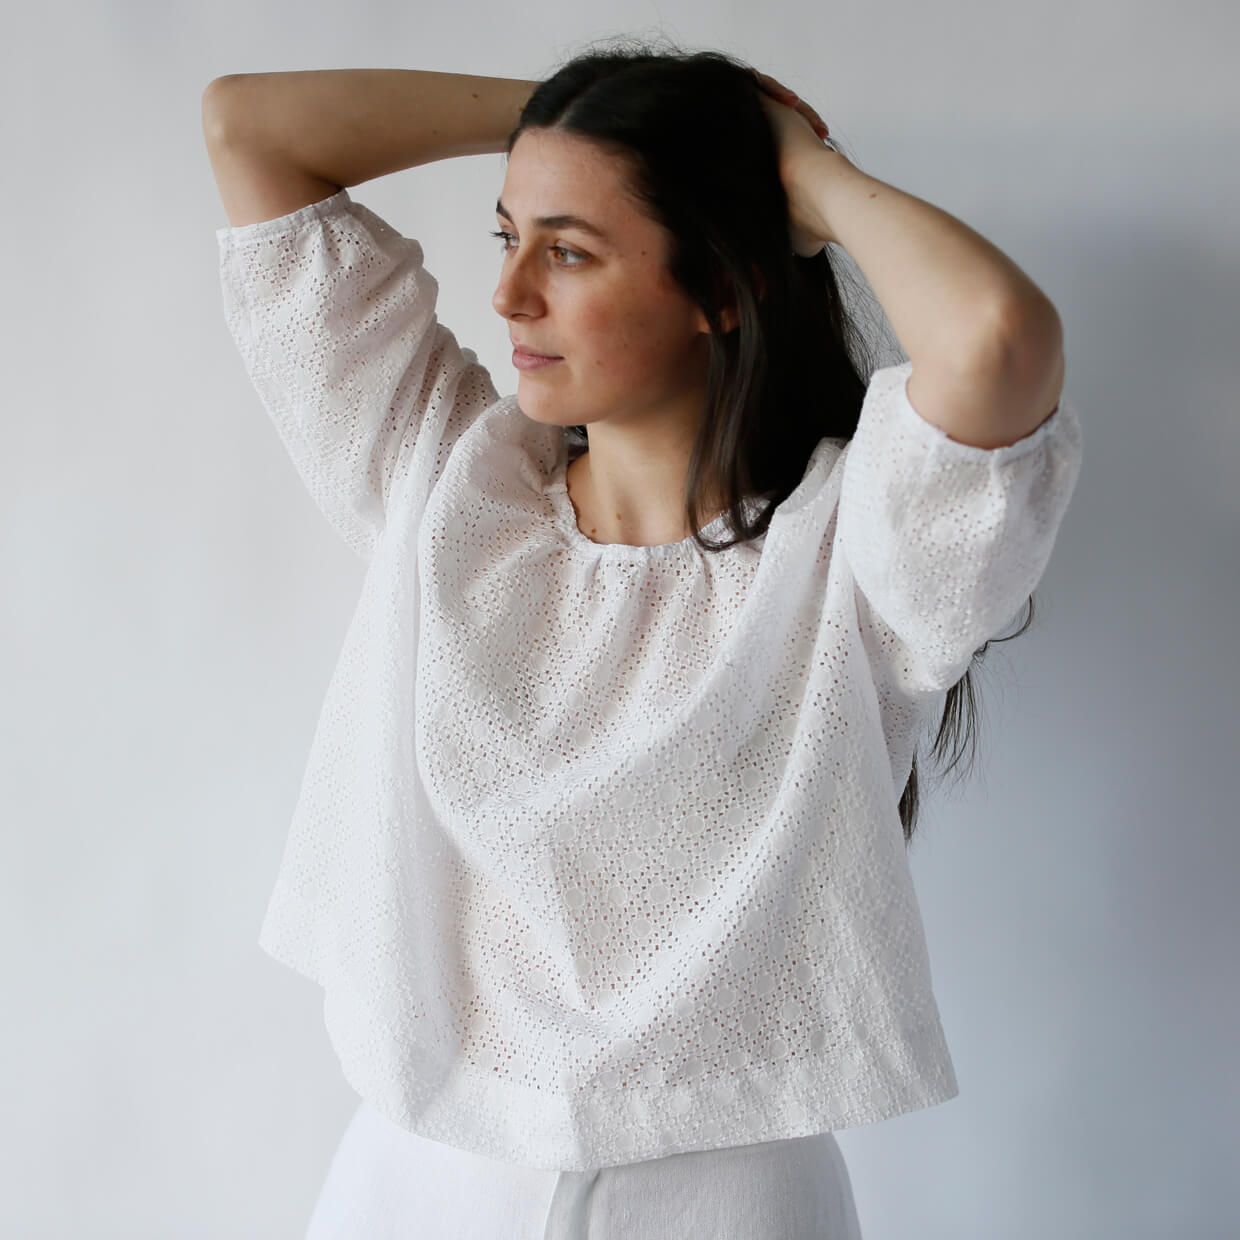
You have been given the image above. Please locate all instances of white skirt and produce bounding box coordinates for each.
[304,1099,864,1239]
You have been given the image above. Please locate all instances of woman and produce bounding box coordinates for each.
[205,40,1082,1239]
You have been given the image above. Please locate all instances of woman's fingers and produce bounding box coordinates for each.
[750,69,829,138]
[751,69,797,101]
[784,92,827,137]
[800,102,829,138]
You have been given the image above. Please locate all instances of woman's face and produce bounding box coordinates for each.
[492,128,712,433]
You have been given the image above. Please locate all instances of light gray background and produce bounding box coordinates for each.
[3,2,1236,1237]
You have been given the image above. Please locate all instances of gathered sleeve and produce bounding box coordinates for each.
[835,359,1084,699]
[216,188,500,561]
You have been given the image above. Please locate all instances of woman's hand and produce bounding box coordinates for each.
[749,70,841,254]
[749,70,830,142]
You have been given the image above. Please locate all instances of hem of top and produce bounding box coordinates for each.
[889,358,1071,465]
[336,1039,961,1173]
[214,186,355,245]
[260,903,962,1171]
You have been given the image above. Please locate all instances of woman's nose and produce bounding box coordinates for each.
[492,252,541,319]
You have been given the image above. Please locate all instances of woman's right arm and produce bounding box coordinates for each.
[202,69,539,227]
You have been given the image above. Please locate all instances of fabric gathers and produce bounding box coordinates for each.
[216,187,1083,1171]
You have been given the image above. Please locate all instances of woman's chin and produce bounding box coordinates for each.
[514,386,583,428]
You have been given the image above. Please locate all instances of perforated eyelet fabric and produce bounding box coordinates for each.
[217,189,1083,1171]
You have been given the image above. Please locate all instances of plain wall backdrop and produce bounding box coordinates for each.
[2,1,1237,1236]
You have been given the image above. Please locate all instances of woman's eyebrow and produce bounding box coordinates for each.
[495,199,611,241]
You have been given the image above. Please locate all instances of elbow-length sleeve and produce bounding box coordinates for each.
[835,359,1084,698]
[216,188,500,561]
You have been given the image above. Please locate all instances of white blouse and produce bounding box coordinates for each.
[216,188,1083,1171]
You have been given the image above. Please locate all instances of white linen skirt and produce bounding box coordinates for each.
[304,1098,864,1239]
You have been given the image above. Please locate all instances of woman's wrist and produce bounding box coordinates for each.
[438,74,542,158]
[785,146,868,250]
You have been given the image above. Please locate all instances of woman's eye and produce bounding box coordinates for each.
[489,230,585,267]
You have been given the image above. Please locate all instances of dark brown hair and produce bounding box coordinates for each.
[509,36,1037,843]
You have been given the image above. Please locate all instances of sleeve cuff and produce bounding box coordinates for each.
[887,359,1074,466]
[214,186,355,248]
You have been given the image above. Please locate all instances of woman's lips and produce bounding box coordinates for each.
[512,347,562,371]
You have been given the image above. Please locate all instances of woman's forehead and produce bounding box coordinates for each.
[500,130,644,238]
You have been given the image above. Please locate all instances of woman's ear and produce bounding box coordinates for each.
[696,304,741,335]
[713,266,765,334]
[704,266,758,334]
[696,263,767,336]
[695,299,738,335]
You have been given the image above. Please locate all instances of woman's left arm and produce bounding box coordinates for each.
[760,90,1064,450]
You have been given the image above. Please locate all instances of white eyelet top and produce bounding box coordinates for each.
[216,188,1083,1171]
